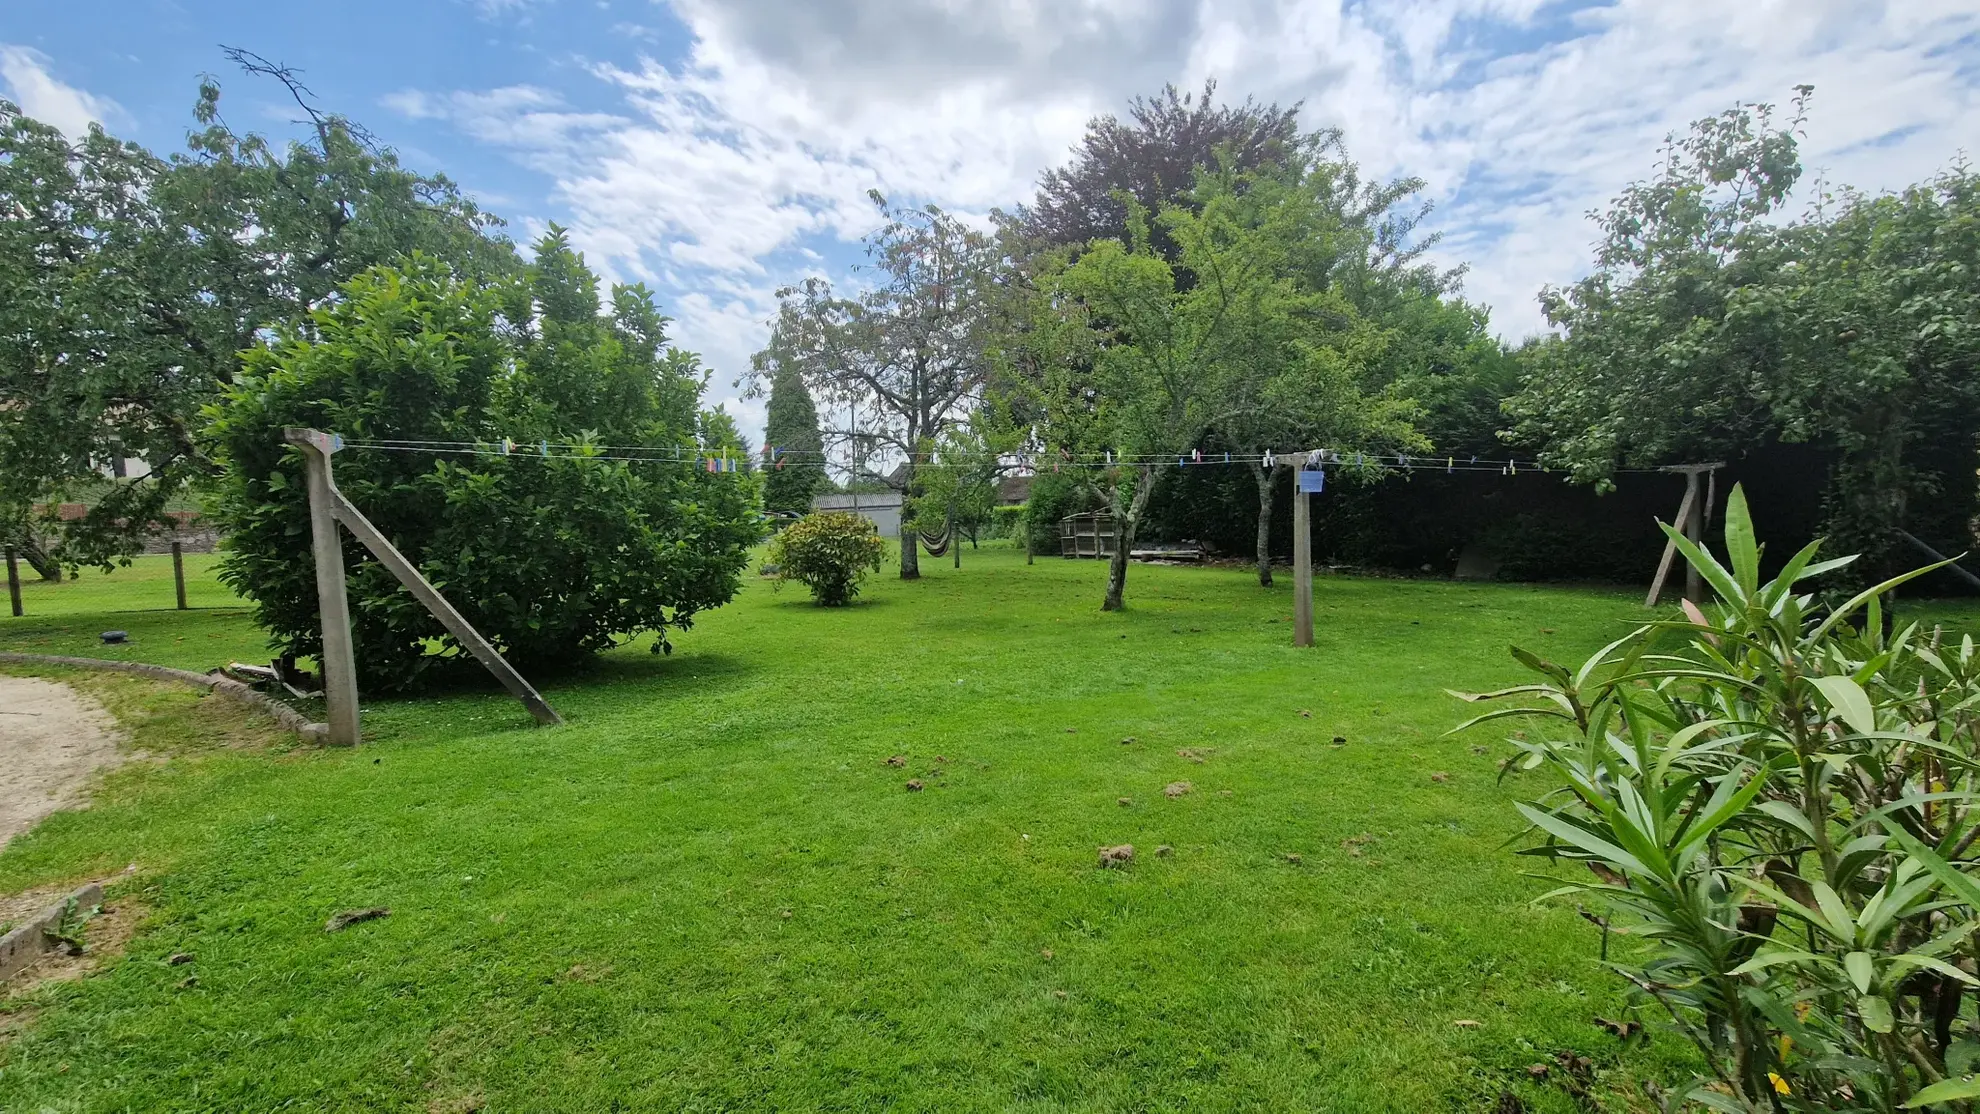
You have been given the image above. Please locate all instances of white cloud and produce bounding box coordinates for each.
[385,0,1980,433]
[0,45,125,138]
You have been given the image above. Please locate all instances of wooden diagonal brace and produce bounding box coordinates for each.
[326,488,563,726]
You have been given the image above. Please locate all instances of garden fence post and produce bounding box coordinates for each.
[171,541,188,610]
[1683,470,1704,606]
[285,428,361,746]
[5,546,20,617]
[1293,483,1313,648]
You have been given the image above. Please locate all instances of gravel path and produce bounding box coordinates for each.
[0,677,122,849]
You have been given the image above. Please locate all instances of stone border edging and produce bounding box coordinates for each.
[0,653,327,742]
[0,881,104,983]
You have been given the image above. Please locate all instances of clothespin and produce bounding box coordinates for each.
[1446,456,1453,473]
[1223,451,1230,463]
[1509,461,1517,475]
[1105,450,1113,465]
[1191,449,1202,463]
[1262,451,1275,469]
[539,441,549,457]
[1306,449,1321,467]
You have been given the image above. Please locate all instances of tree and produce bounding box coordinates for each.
[1024,80,1302,260]
[208,237,760,690]
[1509,88,1980,578]
[0,52,511,570]
[754,192,1004,579]
[1031,180,1334,609]
[1197,144,1432,585]
[759,351,826,517]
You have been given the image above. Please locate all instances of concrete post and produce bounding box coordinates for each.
[285,429,361,746]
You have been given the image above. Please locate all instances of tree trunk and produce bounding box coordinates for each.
[17,538,60,581]
[1024,511,1034,565]
[1251,461,1276,587]
[1102,467,1158,611]
[899,466,921,579]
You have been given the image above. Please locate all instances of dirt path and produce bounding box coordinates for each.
[0,676,123,849]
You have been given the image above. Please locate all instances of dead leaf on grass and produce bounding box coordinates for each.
[325,907,390,932]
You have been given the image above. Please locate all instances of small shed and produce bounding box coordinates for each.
[1059,511,1117,559]
[812,493,904,538]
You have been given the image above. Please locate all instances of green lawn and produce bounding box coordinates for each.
[2,546,1975,1111]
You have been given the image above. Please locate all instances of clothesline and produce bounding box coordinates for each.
[332,436,1659,477]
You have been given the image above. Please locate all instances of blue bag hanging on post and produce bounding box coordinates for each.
[1296,467,1325,494]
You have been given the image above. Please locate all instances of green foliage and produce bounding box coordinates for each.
[207,237,760,689]
[766,511,887,606]
[760,356,826,516]
[1509,90,1980,579]
[988,504,1026,540]
[1458,486,1980,1110]
[0,66,512,568]
[1021,141,1428,607]
[1025,79,1302,260]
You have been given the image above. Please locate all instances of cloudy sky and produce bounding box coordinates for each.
[6,1,1978,436]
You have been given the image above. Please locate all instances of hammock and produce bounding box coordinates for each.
[919,519,953,557]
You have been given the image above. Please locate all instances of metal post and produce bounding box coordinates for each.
[285,429,361,746]
[5,547,21,618]
[171,541,188,610]
[1293,486,1313,648]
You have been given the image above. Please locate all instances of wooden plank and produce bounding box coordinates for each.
[1644,482,1697,609]
[1897,529,1980,591]
[1683,471,1705,606]
[327,488,563,727]
[284,429,362,747]
[1293,488,1313,648]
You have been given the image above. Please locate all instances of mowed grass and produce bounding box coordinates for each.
[2,544,1974,1111]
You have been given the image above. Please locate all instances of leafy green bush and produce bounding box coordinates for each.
[768,512,886,606]
[990,504,1025,540]
[1457,486,1980,1111]
[208,236,762,690]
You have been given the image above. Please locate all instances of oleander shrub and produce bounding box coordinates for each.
[1457,485,1980,1111]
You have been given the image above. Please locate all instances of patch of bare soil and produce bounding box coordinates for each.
[0,676,124,848]
[2,888,146,1043]
[8,895,143,989]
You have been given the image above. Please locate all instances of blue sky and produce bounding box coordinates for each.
[7,0,1980,438]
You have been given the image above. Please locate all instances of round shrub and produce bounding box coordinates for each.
[207,238,763,690]
[768,512,887,605]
